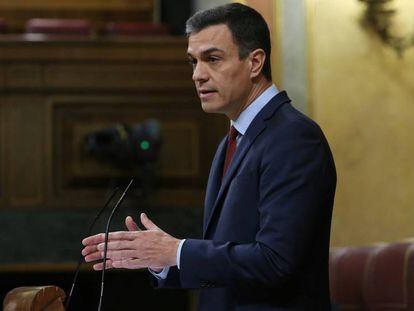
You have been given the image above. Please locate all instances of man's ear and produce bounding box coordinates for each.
[249,49,266,79]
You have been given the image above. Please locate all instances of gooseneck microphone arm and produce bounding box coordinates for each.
[65,187,120,310]
[98,178,134,311]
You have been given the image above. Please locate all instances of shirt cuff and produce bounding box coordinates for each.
[177,239,186,270]
[149,267,170,279]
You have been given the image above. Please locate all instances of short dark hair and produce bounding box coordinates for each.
[186,3,272,81]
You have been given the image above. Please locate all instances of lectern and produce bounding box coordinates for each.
[3,286,66,311]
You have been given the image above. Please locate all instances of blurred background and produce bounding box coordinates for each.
[0,0,413,309]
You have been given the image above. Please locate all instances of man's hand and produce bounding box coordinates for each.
[81,213,180,271]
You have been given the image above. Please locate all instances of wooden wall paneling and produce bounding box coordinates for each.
[46,95,226,209]
[0,38,188,63]
[0,0,154,32]
[0,64,4,204]
[0,37,228,210]
[4,64,43,89]
[44,96,55,209]
[0,0,154,10]
[43,63,193,91]
[0,94,4,204]
[7,96,45,207]
[159,121,200,178]
[0,64,5,89]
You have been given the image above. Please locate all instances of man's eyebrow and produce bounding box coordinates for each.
[200,47,224,55]
[187,47,225,57]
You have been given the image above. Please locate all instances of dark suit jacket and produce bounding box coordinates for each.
[156,91,336,310]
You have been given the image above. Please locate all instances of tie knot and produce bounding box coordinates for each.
[228,126,239,141]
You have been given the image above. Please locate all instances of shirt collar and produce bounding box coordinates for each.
[231,84,279,135]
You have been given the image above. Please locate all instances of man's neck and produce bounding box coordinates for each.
[230,77,273,121]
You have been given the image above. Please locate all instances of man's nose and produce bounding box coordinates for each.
[192,62,208,83]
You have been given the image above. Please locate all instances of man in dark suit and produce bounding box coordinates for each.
[82,3,336,310]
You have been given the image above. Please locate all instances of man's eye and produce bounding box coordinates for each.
[208,57,220,63]
[188,59,197,66]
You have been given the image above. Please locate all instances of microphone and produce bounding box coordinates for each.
[65,187,120,310]
[98,178,134,311]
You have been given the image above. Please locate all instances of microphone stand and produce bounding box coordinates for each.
[98,178,134,311]
[65,187,120,310]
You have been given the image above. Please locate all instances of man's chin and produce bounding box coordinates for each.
[201,102,222,114]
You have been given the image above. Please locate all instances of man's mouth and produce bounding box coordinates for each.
[198,89,217,100]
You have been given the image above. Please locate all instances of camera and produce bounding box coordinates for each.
[84,119,162,169]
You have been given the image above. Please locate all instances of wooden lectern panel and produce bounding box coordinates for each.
[3,286,66,311]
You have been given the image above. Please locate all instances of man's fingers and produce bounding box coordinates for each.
[84,251,103,263]
[81,244,98,257]
[140,213,161,231]
[112,258,146,270]
[82,231,137,246]
[103,250,137,260]
[125,216,140,231]
[85,247,137,263]
[93,259,113,271]
[92,257,151,270]
[82,236,139,262]
[96,240,135,251]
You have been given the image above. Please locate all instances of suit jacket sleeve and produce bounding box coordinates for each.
[177,118,336,289]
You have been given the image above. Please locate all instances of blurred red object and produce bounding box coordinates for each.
[25,18,92,35]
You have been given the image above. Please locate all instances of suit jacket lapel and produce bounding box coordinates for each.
[203,121,265,238]
[203,91,291,238]
[203,137,227,233]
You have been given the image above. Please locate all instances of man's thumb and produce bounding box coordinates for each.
[140,213,160,231]
[125,216,140,231]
